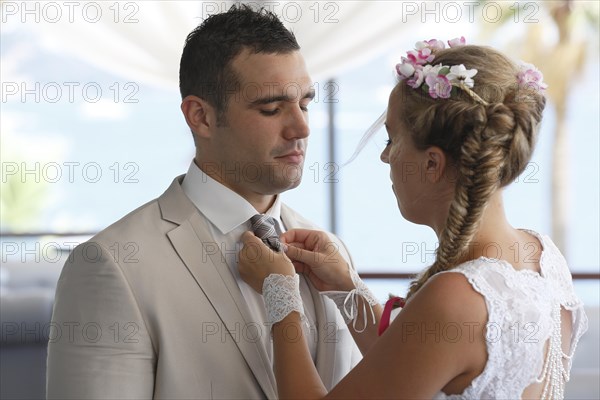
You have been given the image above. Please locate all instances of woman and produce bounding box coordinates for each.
[238,39,588,399]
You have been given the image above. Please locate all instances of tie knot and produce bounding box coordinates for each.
[250,214,282,252]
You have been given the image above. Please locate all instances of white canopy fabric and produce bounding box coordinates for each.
[11,1,425,90]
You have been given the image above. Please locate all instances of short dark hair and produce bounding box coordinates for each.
[179,4,300,121]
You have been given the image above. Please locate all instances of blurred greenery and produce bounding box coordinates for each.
[481,0,599,256]
[0,135,50,232]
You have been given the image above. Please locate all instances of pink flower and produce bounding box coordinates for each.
[411,64,442,89]
[448,37,466,48]
[517,63,548,91]
[425,39,446,51]
[407,48,435,66]
[425,74,452,99]
[407,68,425,88]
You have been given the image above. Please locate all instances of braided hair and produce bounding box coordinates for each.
[400,45,546,300]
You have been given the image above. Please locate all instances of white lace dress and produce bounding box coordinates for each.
[430,231,588,399]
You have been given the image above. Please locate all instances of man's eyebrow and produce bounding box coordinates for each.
[304,89,316,100]
[384,122,390,132]
[250,89,316,106]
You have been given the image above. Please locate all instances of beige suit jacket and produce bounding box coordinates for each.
[47,176,361,399]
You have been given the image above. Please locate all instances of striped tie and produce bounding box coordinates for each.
[250,214,283,252]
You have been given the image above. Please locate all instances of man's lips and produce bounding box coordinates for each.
[275,151,304,164]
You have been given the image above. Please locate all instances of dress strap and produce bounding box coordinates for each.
[378,297,405,336]
[538,302,569,399]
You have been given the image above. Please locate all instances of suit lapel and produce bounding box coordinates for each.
[160,177,277,399]
[306,275,337,389]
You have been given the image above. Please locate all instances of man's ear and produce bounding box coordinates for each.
[424,146,447,184]
[180,95,217,139]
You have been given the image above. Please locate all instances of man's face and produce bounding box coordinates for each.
[203,49,314,198]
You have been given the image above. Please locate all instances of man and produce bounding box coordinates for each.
[47,5,361,399]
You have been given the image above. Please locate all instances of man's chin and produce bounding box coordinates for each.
[265,175,303,195]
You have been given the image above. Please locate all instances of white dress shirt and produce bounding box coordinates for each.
[181,161,317,364]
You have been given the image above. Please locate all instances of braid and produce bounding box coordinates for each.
[405,103,520,300]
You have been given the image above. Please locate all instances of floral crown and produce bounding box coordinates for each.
[395,37,547,105]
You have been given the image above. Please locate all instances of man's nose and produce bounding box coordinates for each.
[283,106,310,140]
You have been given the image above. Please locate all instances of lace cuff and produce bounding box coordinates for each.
[262,274,308,327]
[322,267,378,332]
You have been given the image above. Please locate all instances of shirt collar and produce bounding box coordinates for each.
[181,161,282,234]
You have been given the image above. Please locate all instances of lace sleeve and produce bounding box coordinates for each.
[322,267,379,332]
[262,274,308,327]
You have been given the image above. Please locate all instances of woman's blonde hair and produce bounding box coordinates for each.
[400,45,547,300]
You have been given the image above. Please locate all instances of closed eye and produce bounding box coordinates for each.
[260,109,280,116]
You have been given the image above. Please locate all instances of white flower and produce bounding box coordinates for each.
[397,62,415,78]
[415,41,428,50]
[446,64,478,88]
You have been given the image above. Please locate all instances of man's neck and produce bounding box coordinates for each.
[195,158,277,214]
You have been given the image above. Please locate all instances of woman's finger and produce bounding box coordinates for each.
[285,244,321,266]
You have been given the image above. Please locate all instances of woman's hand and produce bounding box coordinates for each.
[238,231,295,294]
[282,229,355,292]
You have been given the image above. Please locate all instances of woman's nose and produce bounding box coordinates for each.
[380,147,390,164]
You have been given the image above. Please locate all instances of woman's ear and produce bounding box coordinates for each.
[424,146,447,184]
[180,95,217,139]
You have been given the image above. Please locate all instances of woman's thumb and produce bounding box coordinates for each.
[240,231,265,248]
